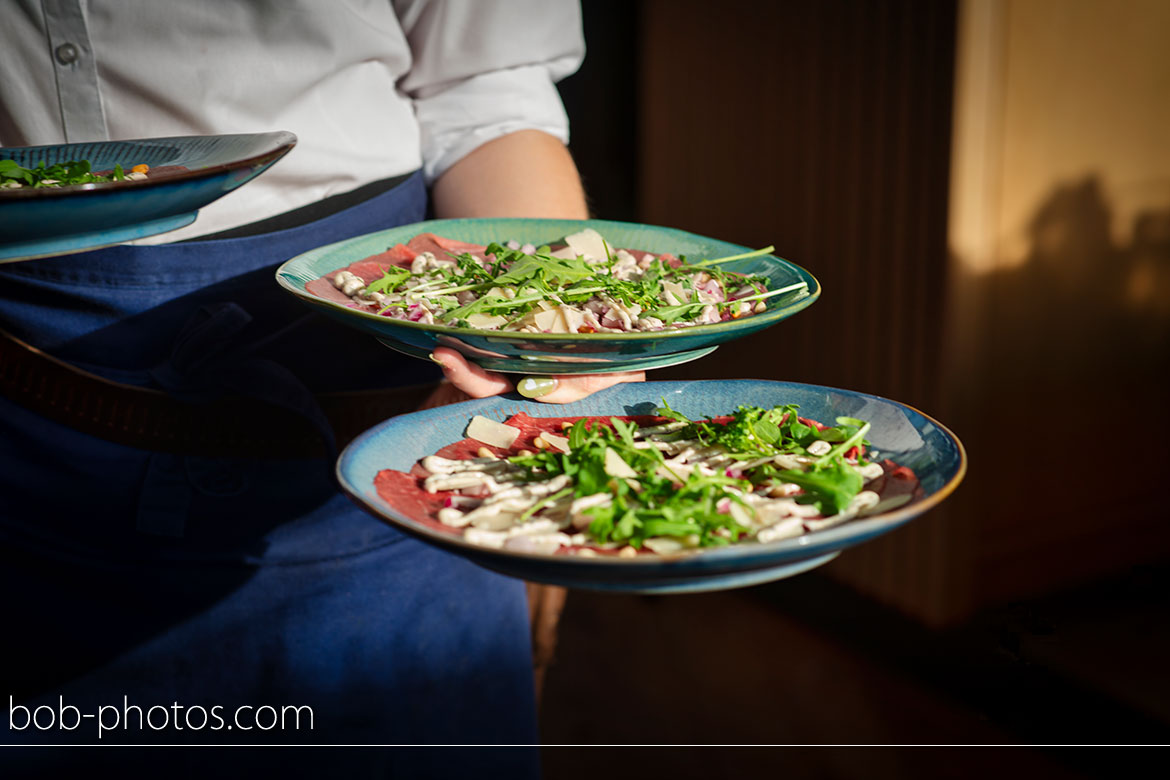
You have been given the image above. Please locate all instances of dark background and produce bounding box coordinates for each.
[545,0,1170,774]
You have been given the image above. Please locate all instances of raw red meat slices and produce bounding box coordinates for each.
[361,243,418,269]
[304,277,354,304]
[410,233,489,259]
[308,234,490,302]
[373,470,452,530]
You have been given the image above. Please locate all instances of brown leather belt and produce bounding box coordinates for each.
[0,328,438,458]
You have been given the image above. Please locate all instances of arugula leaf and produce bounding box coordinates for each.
[815,417,871,467]
[645,302,702,325]
[817,426,848,443]
[438,294,511,322]
[788,420,814,442]
[655,398,690,424]
[642,519,701,538]
[753,417,781,445]
[518,486,574,523]
[567,418,589,449]
[492,247,594,287]
[776,460,864,515]
[450,252,495,284]
[609,417,638,448]
[587,506,616,540]
[692,245,776,267]
[365,266,412,295]
[613,508,642,542]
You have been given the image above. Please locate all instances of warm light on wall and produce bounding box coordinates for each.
[940,0,1170,618]
[948,0,1010,275]
[949,0,1170,276]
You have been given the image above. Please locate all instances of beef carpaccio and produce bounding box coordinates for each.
[374,406,922,558]
[307,229,804,334]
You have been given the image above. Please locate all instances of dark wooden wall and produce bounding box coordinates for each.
[622,1,962,621]
[636,0,956,415]
[564,0,962,621]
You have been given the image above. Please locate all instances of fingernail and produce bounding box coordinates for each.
[517,376,557,398]
[428,352,449,370]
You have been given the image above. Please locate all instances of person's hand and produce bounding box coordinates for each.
[428,347,644,405]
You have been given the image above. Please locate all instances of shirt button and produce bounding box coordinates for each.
[55,42,79,65]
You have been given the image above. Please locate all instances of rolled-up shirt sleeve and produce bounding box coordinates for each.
[393,0,585,184]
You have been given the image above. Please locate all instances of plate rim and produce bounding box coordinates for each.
[0,212,198,263]
[0,131,297,201]
[376,337,720,374]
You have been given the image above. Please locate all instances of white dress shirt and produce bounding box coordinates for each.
[0,0,584,241]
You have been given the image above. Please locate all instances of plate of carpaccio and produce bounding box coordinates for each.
[276,218,819,374]
[336,380,965,593]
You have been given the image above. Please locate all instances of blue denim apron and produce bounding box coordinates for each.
[0,174,539,769]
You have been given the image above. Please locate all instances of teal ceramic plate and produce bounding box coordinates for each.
[0,132,296,262]
[276,218,820,375]
[336,380,967,594]
[376,337,719,375]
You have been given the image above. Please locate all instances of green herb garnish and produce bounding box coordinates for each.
[504,402,873,549]
[0,159,138,189]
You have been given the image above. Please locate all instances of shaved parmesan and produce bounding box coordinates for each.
[540,432,572,453]
[466,313,509,329]
[603,447,638,479]
[560,305,585,334]
[466,415,520,448]
[756,518,804,543]
[643,537,685,555]
[564,228,612,261]
[661,279,690,305]
[657,462,693,484]
[533,308,564,332]
[728,501,757,529]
